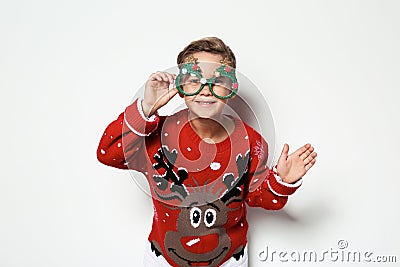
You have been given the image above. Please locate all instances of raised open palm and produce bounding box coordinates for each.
[276,143,317,184]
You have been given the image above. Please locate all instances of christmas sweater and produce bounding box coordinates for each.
[97,98,302,266]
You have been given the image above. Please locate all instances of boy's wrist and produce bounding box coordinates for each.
[141,101,154,118]
[273,165,299,185]
[267,167,302,196]
[124,98,160,136]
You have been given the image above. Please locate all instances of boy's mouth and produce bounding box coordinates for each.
[195,100,217,106]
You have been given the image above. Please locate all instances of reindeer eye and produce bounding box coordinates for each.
[204,208,217,227]
[190,207,202,228]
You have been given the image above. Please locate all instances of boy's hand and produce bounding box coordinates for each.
[276,143,317,184]
[142,71,178,117]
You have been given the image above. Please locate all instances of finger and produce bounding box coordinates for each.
[157,87,179,105]
[164,72,175,84]
[156,71,170,83]
[147,88,178,116]
[304,152,317,165]
[293,143,311,157]
[300,146,314,160]
[305,158,316,171]
[278,143,289,163]
[149,73,162,82]
[150,73,167,83]
[166,87,179,99]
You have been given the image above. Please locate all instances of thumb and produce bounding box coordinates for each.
[149,88,179,116]
[278,143,289,163]
[158,87,179,105]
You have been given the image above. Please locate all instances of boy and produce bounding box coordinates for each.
[97,37,317,266]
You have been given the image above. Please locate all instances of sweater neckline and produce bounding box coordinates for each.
[181,110,243,153]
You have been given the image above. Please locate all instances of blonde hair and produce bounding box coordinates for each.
[177,37,236,68]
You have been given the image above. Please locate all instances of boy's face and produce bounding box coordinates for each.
[181,52,236,120]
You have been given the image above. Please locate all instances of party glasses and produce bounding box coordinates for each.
[175,61,238,99]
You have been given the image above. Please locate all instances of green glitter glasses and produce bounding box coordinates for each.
[175,60,239,99]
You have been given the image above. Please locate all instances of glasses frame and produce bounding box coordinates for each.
[175,62,238,100]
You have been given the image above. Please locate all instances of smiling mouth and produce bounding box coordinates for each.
[195,101,216,106]
[168,247,228,266]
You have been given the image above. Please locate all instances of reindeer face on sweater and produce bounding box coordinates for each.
[165,194,231,266]
[150,146,249,266]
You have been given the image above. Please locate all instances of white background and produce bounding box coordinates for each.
[1,0,399,266]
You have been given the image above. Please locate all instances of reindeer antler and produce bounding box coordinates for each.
[151,147,250,206]
[221,150,250,205]
[152,146,189,201]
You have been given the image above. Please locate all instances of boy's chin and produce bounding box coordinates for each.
[189,110,222,120]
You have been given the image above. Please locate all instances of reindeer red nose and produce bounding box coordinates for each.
[181,234,219,254]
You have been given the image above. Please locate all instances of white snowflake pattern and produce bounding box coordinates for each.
[210,162,221,170]
[154,207,159,221]
[254,140,265,160]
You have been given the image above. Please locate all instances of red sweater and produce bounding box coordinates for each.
[97,98,302,266]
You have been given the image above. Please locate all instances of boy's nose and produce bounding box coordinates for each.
[199,84,212,96]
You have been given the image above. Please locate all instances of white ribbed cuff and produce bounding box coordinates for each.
[137,98,158,122]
